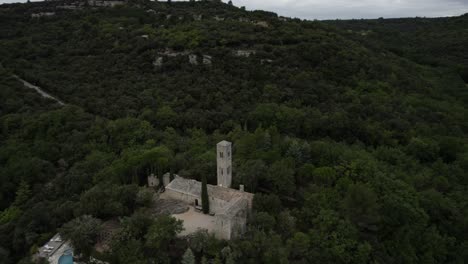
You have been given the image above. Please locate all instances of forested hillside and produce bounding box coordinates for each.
[0,1,467,263]
[325,14,468,85]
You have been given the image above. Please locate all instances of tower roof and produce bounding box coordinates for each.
[217,140,231,146]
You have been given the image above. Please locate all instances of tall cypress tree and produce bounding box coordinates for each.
[181,248,195,264]
[201,174,209,214]
[13,180,31,207]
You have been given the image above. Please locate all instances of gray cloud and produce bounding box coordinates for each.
[0,0,467,19]
[235,0,468,19]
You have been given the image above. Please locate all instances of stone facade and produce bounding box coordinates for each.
[202,55,212,65]
[155,50,212,67]
[148,174,159,187]
[234,50,256,57]
[162,172,171,187]
[153,56,163,67]
[163,140,253,240]
[31,12,55,18]
[165,177,253,240]
[217,140,232,188]
[91,0,126,7]
[189,54,198,65]
[147,173,171,187]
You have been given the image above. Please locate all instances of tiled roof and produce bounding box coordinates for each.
[166,177,253,203]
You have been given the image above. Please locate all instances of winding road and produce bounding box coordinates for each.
[14,75,65,105]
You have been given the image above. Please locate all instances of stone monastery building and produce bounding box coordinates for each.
[163,140,254,240]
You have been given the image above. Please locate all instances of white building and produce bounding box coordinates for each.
[36,234,74,264]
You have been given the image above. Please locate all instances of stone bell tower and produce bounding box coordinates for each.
[217,140,232,188]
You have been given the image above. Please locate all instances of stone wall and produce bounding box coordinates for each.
[164,188,199,206]
[229,207,249,239]
[209,195,230,213]
[216,141,232,188]
[148,174,159,187]
[213,197,251,240]
[162,173,171,187]
[215,214,232,240]
[213,211,247,240]
[164,174,253,240]
[165,186,231,214]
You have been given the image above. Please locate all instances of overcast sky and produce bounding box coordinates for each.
[1,0,467,20]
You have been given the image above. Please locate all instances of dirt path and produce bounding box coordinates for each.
[14,75,65,105]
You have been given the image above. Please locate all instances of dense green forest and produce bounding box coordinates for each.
[325,15,468,86]
[0,1,467,263]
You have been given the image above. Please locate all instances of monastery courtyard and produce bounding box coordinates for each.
[156,192,218,236]
[172,206,217,236]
